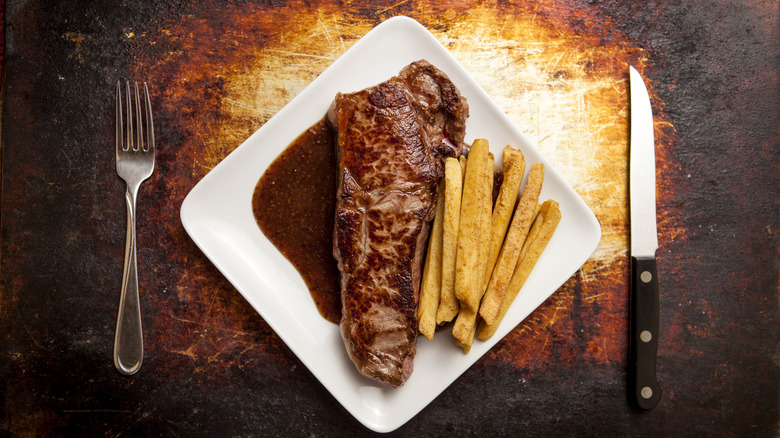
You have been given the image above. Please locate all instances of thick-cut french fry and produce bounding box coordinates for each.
[459,155,467,185]
[479,163,545,326]
[482,146,526,289]
[437,157,463,324]
[476,199,561,340]
[454,139,490,312]
[531,203,542,227]
[418,180,446,339]
[452,306,478,353]
[453,151,494,352]
[480,151,495,285]
[502,145,517,172]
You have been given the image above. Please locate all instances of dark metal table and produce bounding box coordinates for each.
[2,1,777,436]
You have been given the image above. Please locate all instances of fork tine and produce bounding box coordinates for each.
[144,82,154,153]
[134,82,143,151]
[125,81,133,151]
[116,81,123,153]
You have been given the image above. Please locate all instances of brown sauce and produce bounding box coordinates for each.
[252,117,341,324]
[252,119,505,325]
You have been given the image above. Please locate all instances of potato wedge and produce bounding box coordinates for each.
[477,199,561,340]
[437,157,463,324]
[479,163,544,326]
[418,180,446,339]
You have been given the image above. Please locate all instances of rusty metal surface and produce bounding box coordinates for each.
[1,0,778,436]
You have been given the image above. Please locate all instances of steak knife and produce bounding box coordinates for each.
[629,66,661,410]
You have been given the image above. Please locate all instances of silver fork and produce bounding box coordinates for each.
[114,81,155,375]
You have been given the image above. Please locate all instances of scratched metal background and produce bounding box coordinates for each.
[2,0,778,436]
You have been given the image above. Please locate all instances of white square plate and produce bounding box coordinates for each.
[180,16,601,433]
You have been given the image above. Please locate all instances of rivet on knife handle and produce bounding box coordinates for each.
[630,256,661,409]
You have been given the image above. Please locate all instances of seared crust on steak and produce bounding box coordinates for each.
[329,60,468,387]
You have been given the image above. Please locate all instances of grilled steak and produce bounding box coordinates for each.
[328,60,468,387]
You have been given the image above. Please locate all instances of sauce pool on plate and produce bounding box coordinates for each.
[252,119,504,325]
[252,118,341,323]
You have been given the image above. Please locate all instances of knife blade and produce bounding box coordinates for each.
[629,66,661,410]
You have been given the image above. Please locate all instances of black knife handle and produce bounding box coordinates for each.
[630,256,661,410]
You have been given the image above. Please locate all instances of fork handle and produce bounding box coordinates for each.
[114,184,144,375]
